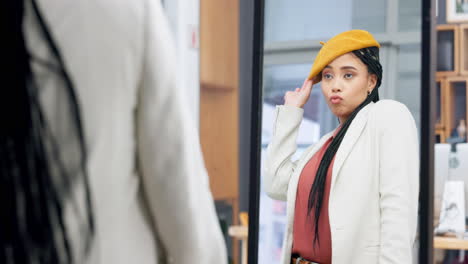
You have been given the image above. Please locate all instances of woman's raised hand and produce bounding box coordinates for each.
[284,78,314,108]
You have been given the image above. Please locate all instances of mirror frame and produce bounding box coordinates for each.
[246,0,264,264]
[420,0,436,263]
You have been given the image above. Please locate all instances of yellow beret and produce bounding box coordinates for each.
[307,29,381,84]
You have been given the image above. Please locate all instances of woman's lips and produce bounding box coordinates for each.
[330,95,343,104]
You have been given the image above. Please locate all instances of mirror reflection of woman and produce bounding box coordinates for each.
[264,30,419,264]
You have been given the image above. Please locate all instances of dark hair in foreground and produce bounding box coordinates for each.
[307,46,382,247]
[0,0,94,263]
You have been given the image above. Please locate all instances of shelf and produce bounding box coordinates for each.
[228,226,248,264]
[434,236,468,250]
[437,80,442,126]
[436,77,449,143]
[445,77,468,139]
[228,226,248,239]
[435,128,447,144]
[436,78,446,129]
[461,25,468,75]
[437,25,460,77]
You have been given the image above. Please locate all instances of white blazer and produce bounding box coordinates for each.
[25,0,227,263]
[264,100,419,264]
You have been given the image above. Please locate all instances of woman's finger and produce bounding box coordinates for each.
[302,79,313,94]
[300,79,308,91]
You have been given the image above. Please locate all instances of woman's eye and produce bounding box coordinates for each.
[344,73,353,79]
[323,73,332,79]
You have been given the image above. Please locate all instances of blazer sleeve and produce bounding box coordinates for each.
[135,1,227,263]
[263,105,304,201]
[376,101,420,263]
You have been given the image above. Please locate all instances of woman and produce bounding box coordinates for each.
[264,30,419,264]
[1,0,226,263]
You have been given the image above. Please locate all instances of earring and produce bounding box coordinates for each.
[367,91,371,95]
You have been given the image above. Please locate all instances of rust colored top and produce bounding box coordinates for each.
[292,127,341,264]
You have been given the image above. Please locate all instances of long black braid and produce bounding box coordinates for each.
[0,0,94,263]
[307,46,382,247]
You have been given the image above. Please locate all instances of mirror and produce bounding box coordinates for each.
[247,0,436,263]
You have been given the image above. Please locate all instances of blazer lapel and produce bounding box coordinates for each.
[330,102,374,192]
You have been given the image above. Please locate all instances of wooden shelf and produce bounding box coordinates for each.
[436,78,446,133]
[436,78,442,127]
[435,25,466,143]
[433,24,468,257]
[229,226,248,264]
[435,77,450,143]
[228,225,248,238]
[445,77,468,139]
[435,128,447,143]
[436,25,460,77]
[461,25,468,76]
[200,0,240,262]
[434,236,468,250]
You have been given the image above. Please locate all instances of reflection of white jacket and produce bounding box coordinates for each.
[25,0,227,263]
[264,100,419,264]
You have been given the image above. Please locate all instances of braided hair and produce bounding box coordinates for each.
[0,0,94,263]
[307,46,382,247]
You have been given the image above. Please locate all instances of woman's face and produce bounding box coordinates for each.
[320,52,377,124]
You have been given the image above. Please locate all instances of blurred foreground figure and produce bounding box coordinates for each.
[0,0,227,263]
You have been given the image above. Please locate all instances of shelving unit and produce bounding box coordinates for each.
[200,0,240,263]
[435,25,468,143]
[460,24,468,76]
[434,22,468,262]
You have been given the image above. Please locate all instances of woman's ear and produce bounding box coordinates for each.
[368,73,377,91]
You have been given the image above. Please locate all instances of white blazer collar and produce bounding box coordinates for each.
[330,101,375,192]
